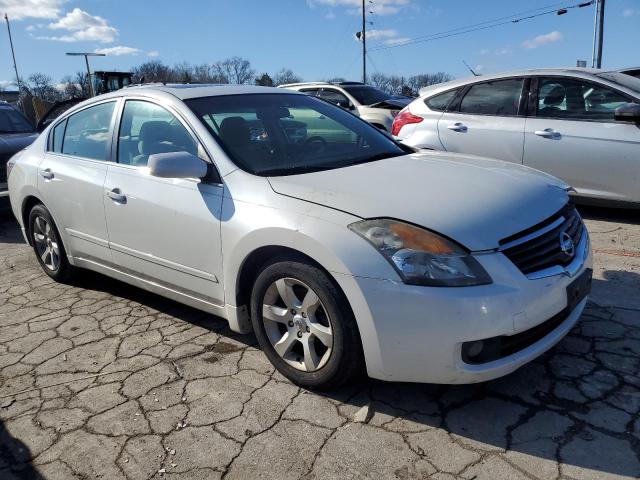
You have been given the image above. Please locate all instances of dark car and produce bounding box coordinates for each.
[1,102,38,212]
[619,67,640,80]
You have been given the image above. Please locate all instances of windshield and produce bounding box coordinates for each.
[596,72,640,95]
[0,107,34,133]
[186,93,406,176]
[342,86,393,106]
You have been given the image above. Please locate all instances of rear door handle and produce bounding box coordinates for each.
[40,168,54,180]
[534,128,560,138]
[447,123,467,132]
[106,188,127,203]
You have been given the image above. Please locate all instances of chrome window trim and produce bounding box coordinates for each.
[498,215,566,252]
[525,229,589,280]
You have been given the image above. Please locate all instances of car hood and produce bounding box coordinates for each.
[0,132,39,155]
[268,152,569,251]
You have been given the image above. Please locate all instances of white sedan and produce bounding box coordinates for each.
[393,68,640,207]
[8,84,592,388]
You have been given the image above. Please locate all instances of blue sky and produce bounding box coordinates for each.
[1,0,639,88]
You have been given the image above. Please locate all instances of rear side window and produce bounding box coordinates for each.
[299,88,320,96]
[51,120,66,153]
[459,79,524,116]
[62,102,116,161]
[425,89,458,112]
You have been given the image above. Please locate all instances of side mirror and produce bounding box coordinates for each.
[148,151,209,179]
[614,103,640,123]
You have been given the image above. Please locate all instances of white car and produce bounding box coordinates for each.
[393,68,640,207]
[279,81,410,132]
[8,84,592,389]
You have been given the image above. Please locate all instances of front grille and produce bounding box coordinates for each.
[500,204,584,275]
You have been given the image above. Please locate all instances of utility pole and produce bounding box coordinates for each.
[591,0,605,68]
[362,0,366,84]
[4,14,22,97]
[66,52,105,97]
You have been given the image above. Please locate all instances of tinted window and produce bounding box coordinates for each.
[425,89,458,111]
[299,88,320,96]
[342,85,390,105]
[537,77,631,121]
[0,107,34,133]
[117,101,197,166]
[62,102,115,160]
[459,79,523,116]
[51,120,66,153]
[318,89,351,108]
[186,93,405,176]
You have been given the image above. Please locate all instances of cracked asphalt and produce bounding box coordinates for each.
[0,206,639,480]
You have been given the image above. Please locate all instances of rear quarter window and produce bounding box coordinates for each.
[425,89,458,112]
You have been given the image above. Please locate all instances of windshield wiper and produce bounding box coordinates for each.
[257,152,405,177]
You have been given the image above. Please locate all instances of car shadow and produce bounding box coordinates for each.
[0,421,45,479]
[63,266,640,479]
[577,204,640,225]
[0,216,25,245]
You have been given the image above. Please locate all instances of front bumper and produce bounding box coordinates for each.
[337,232,593,384]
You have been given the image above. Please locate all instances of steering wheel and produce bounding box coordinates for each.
[304,136,327,151]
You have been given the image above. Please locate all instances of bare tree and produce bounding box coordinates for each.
[192,64,227,83]
[131,61,173,83]
[173,62,193,83]
[273,68,301,86]
[59,71,90,99]
[213,57,255,85]
[26,73,60,102]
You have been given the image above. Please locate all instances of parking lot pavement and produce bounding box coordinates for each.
[0,208,639,480]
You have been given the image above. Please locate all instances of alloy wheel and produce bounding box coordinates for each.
[32,216,60,271]
[261,277,333,372]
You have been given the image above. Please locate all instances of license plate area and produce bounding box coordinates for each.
[566,268,592,311]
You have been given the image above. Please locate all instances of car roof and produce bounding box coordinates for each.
[101,83,303,101]
[418,67,621,96]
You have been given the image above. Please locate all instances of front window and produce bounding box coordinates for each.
[186,93,406,176]
[0,108,34,134]
[537,77,632,121]
[342,85,391,106]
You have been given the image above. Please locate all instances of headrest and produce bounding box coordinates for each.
[219,116,250,147]
[543,86,566,106]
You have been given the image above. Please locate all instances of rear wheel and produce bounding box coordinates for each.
[250,258,363,389]
[28,204,74,282]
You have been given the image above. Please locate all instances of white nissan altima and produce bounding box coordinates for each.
[8,84,592,389]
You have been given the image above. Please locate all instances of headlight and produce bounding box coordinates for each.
[349,219,492,287]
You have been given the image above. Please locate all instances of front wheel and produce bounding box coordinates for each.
[250,258,364,389]
[28,204,74,282]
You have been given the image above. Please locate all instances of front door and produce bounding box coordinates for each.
[37,100,118,263]
[437,78,526,164]
[103,99,225,304]
[523,76,640,203]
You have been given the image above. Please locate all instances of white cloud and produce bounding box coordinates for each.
[522,31,563,49]
[94,46,140,56]
[147,50,159,57]
[25,24,36,31]
[623,8,638,17]
[474,65,485,73]
[0,0,65,20]
[37,8,117,43]
[309,0,410,16]
[384,36,410,46]
[324,11,336,19]
[0,79,17,90]
[362,29,397,40]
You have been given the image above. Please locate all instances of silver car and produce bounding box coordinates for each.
[393,68,640,207]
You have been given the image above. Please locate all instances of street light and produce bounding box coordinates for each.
[66,52,105,97]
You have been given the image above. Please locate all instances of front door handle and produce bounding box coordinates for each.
[106,188,127,203]
[534,128,560,138]
[447,123,467,132]
[40,168,54,180]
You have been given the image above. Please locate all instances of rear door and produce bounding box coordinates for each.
[437,78,527,163]
[37,100,118,263]
[523,76,640,203]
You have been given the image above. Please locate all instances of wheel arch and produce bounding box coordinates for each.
[21,195,45,246]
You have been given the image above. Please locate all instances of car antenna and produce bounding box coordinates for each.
[462,60,480,77]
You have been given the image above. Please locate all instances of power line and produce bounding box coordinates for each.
[369,1,594,53]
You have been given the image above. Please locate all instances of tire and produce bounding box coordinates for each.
[250,257,364,389]
[28,204,74,282]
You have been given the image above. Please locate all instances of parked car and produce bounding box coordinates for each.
[1,102,38,212]
[393,68,640,207]
[9,85,592,388]
[279,81,411,132]
[619,67,640,79]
